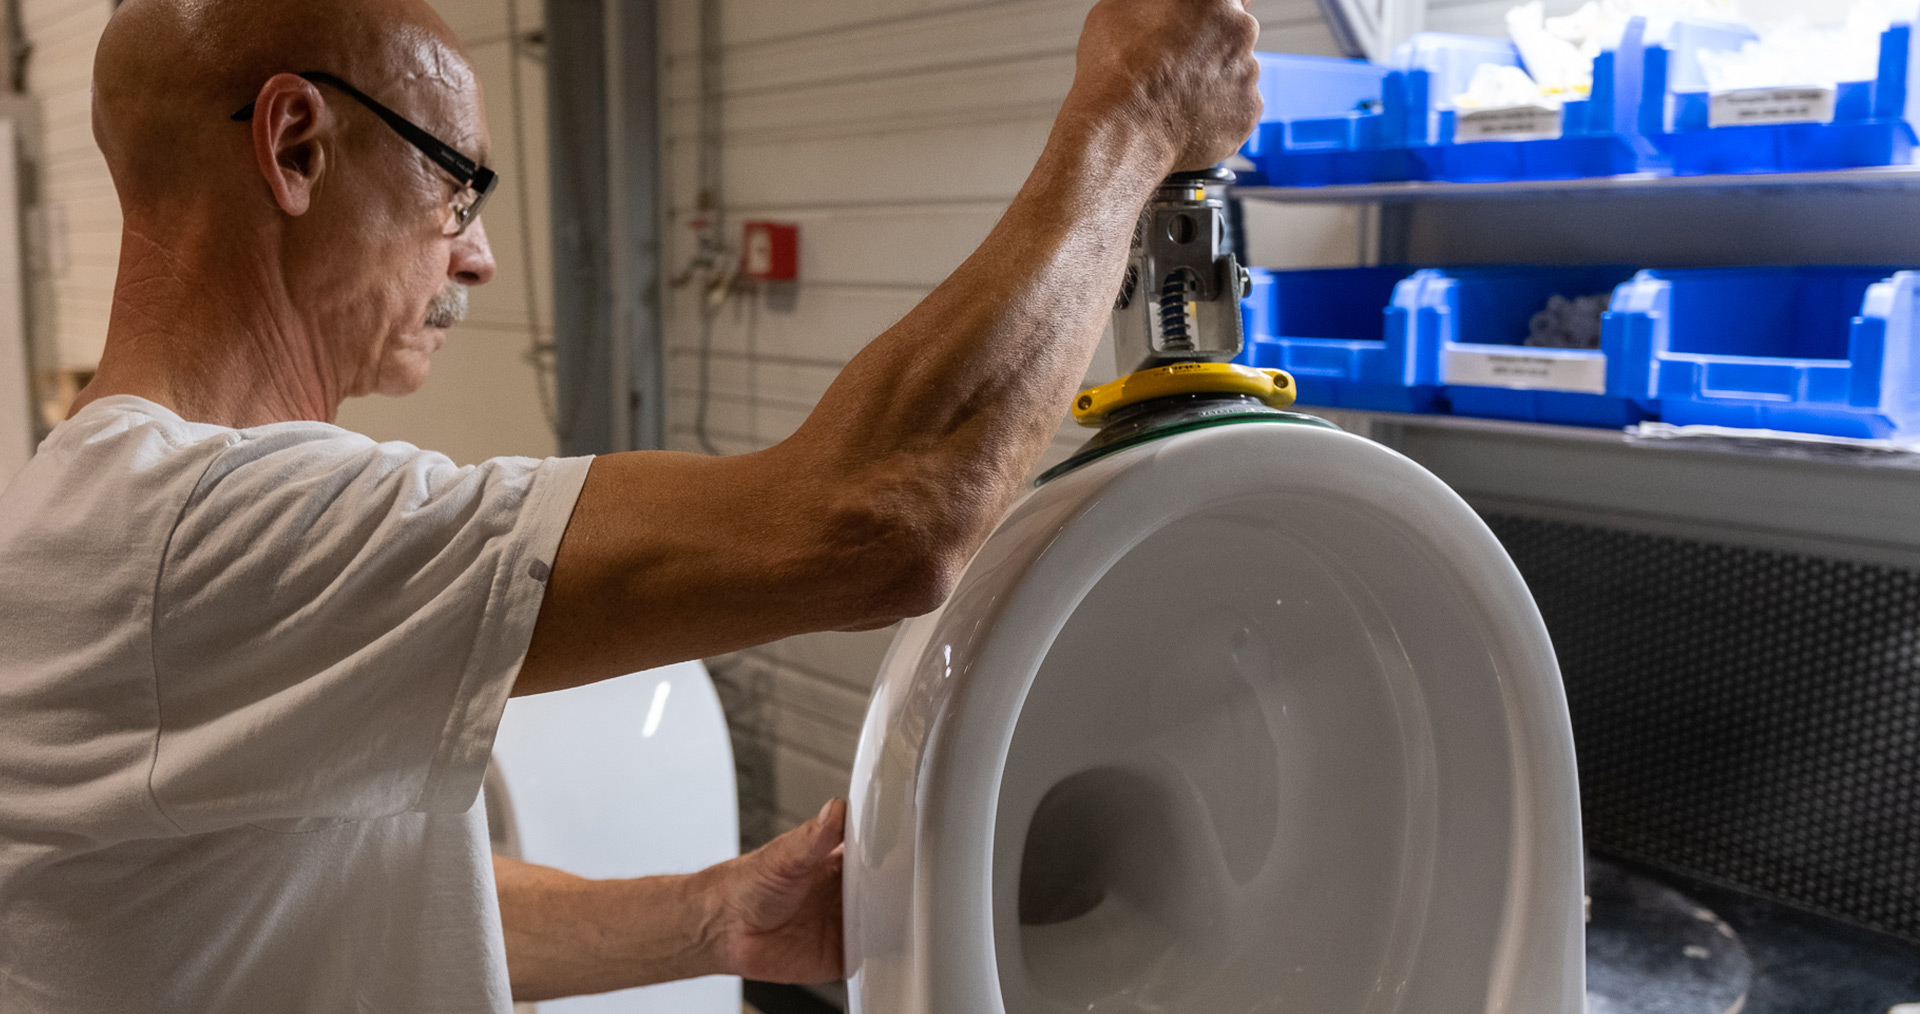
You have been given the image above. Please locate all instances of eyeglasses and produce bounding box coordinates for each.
[232,71,497,236]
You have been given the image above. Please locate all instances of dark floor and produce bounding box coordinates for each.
[742,981,843,1014]
[1606,855,1920,1014]
[744,860,1919,1014]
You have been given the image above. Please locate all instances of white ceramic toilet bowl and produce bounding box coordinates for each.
[844,419,1584,1014]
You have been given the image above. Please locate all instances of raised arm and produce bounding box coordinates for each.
[516,0,1261,695]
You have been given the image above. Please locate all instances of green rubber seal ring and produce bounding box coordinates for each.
[1036,399,1337,486]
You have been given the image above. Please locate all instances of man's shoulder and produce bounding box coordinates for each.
[1,396,420,547]
[4,394,585,581]
[27,394,375,479]
[45,393,240,461]
[3,397,237,528]
[28,395,459,503]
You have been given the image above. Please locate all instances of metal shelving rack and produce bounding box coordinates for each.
[1231,168,1920,568]
[1234,163,1920,203]
[1253,0,1920,972]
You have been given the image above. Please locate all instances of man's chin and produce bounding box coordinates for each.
[372,372,431,398]
[372,345,438,397]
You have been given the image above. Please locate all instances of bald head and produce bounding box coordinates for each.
[81,0,499,423]
[94,0,476,209]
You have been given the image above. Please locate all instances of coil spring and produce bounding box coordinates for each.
[1157,268,1196,349]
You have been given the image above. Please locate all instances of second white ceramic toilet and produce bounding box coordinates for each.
[489,661,742,1014]
[843,416,1587,1013]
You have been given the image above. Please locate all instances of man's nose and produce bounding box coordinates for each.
[452,217,497,286]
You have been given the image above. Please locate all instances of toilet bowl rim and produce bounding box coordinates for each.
[847,421,1584,1013]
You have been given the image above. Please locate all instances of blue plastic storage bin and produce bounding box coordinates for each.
[1240,52,1422,185]
[1236,266,1439,411]
[1641,19,1920,174]
[1393,24,1663,181]
[1423,266,1650,425]
[1610,266,1920,438]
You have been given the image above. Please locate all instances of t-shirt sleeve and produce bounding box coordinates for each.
[148,427,593,833]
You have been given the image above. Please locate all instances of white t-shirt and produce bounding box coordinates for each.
[0,396,593,1012]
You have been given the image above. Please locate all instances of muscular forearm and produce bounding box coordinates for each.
[517,0,1257,694]
[787,0,1264,547]
[493,854,722,1001]
[518,111,1174,693]
[782,104,1173,558]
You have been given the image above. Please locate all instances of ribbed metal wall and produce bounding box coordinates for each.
[659,0,1350,847]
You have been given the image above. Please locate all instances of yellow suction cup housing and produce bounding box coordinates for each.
[1072,362,1296,427]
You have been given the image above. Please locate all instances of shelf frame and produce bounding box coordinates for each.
[1230,159,1920,559]
[1307,408,1920,569]
[1233,164,1920,203]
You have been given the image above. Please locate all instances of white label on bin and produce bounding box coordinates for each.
[1455,105,1564,143]
[1707,86,1837,128]
[1444,348,1608,394]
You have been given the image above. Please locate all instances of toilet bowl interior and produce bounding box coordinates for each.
[991,489,1523,1014]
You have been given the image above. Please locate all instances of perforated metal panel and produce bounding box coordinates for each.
[1483,514,1920,942]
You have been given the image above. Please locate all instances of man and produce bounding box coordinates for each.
[0,0,1259,1008]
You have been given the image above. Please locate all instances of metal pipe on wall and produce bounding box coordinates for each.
[606,0,664,453]
[544,0,665,456]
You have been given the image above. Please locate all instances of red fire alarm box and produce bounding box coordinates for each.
[741,221,799,281]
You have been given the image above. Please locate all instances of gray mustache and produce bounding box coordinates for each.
[426,283,470,328]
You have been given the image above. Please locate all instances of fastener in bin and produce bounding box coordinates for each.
[1234,265,1441,413]
[1613,266,1920,439]
[1421,266,1649,427]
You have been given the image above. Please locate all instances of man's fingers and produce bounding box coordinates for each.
[715,801,848,984]
[1071,0,1264,170]
[808,798,848,860]
[759,798,846,881]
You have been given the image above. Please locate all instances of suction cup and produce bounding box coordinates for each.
[1041,362,1326,484]
[1038,393,1332,485]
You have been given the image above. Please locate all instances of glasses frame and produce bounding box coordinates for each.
[232,71,497,233]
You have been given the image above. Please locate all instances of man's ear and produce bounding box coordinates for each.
[249,73,329,218]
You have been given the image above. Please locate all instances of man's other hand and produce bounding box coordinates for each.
[702,797,847,985]
[493,799,846,999]
[1069,0,1263,172]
